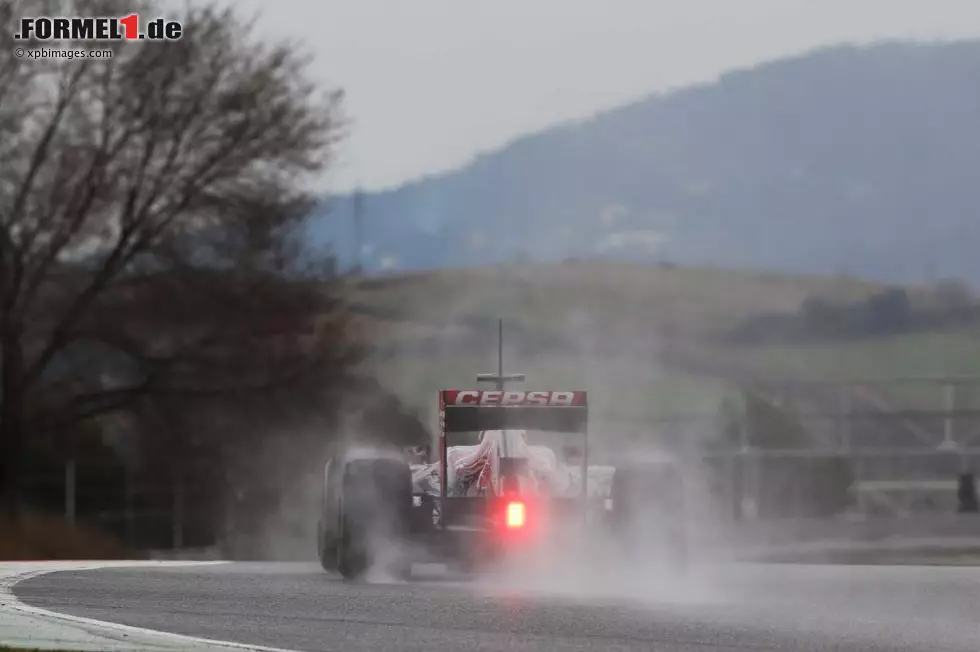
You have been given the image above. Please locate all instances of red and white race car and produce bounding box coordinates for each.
[317,375,686,580]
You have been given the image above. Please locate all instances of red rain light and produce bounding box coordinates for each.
[505,501,526,528]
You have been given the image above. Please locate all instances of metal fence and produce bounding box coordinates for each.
[700,375,980,519]
[17,376,980,553]
[20,462,216,551]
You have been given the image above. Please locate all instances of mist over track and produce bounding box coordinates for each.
[10,560,980,652]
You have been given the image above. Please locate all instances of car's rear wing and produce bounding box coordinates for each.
[438,389,589,499]
[440,390,588,433]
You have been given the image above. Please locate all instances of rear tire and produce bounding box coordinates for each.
[338,515,369,580]
[317,517,337,572]
[338,457,413,581]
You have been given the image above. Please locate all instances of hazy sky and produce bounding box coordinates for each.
[227,0,980,192]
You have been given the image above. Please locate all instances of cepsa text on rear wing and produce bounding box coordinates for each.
[439,389,588,437]
[444,390,586,407]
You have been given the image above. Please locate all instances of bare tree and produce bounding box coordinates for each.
[0,0,357,516]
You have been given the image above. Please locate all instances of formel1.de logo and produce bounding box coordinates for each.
[14,14,183,41]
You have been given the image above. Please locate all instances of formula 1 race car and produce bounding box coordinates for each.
[317,330,687,580]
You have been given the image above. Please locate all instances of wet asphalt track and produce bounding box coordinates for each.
[13,561,980,651]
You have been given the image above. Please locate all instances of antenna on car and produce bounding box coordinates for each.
[477,318,525,390]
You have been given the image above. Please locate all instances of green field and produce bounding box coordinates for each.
[344,262,980,428]
[347,261,887,339]
[724,331,980,410]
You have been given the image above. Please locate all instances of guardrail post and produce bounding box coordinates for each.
[734,413,753,521]
[943,382,956,448]
[730,454,743,522]
[125,466,136,548]
[172,469,184,550]
[958,473,978,513]
[838,384,852,453]
[64,458,76,528]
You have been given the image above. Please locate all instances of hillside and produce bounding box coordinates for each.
[346,262,980,437]
[313,40,980,284]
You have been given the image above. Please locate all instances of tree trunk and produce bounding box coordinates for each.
[0,339,26,520]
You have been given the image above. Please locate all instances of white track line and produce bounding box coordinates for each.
[0,560,306,652]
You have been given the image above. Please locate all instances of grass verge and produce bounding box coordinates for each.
[1,648,88,652]
[0,511,137,561]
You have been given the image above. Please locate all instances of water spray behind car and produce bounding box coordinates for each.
[317,317,708,599]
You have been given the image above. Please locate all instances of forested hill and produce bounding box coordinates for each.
[312,40,980,284]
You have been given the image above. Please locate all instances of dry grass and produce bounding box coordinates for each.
[0,511,137,561]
